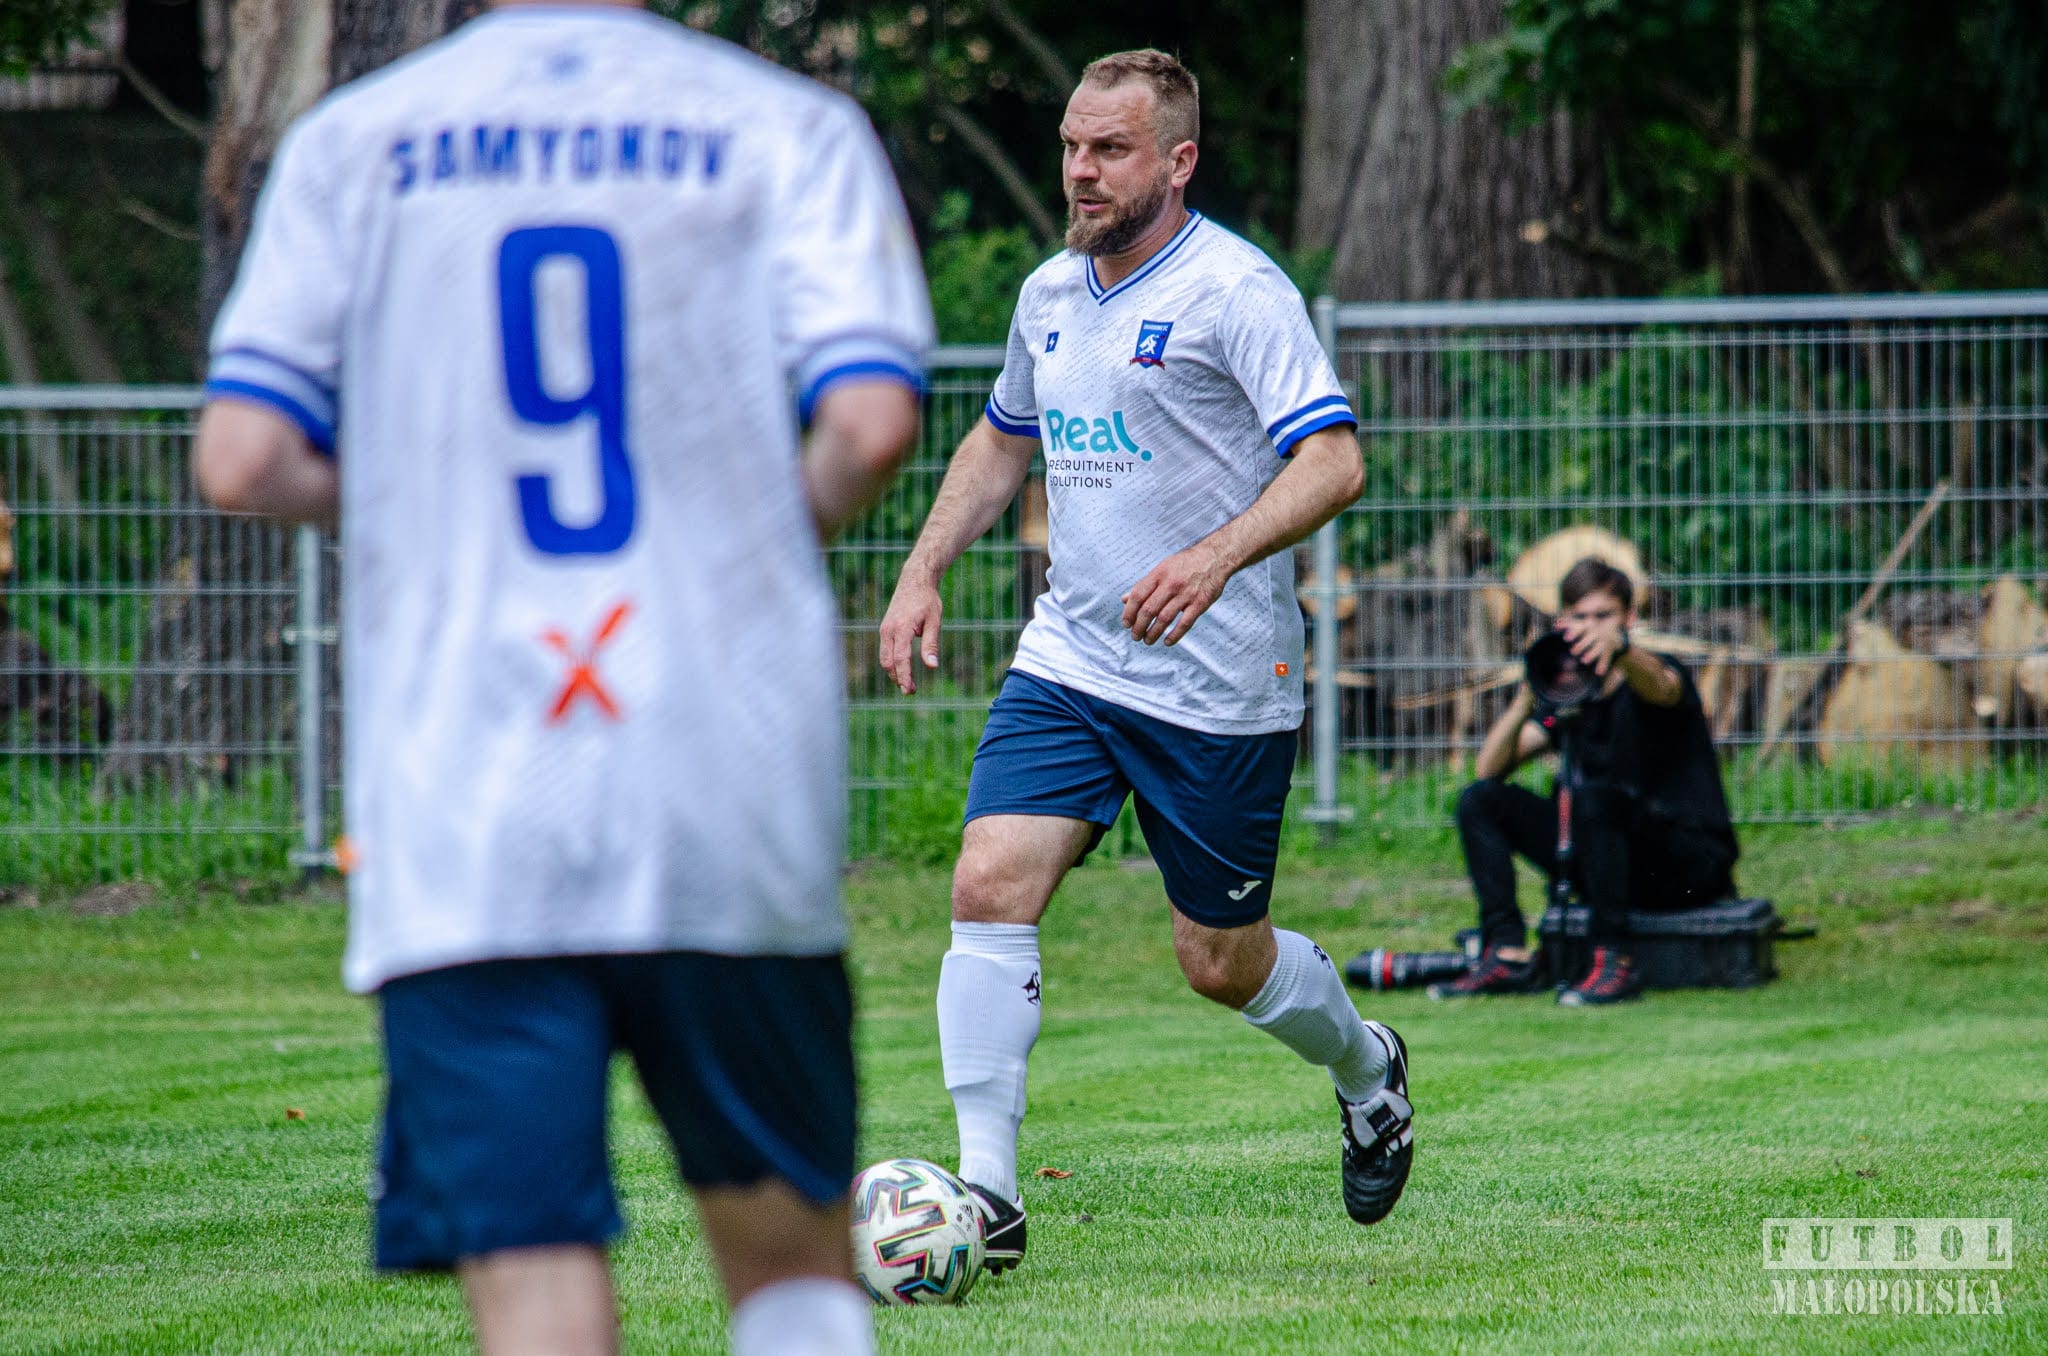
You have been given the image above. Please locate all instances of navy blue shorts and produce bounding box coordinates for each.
[373,951,855,1272]
[963,670,1297,927]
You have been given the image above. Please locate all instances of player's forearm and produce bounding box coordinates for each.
[804,381,921,542]
[1199,425,1363,578]
[193,399,339,526]
[899,418,1036,586]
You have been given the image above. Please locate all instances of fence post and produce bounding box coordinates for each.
[289,523,331,877]
[1304,295,1352,841]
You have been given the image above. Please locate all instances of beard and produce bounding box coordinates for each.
[1064,167,1172,257]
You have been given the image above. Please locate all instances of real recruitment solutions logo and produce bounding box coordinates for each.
[1763,1218,2013,1318]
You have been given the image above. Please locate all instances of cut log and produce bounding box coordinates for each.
[1345,512,1511,756]
[1480,582,1515,631]
[1643,607,1774,739]
[1629,628,1765,659]
[1979,576,2048,724]
[1303,664,1373,690]
[1505,524,1648,618]
[1388,661,1519,712]
[1762,658,1826,752]
[2019,653,2048,710]
[1878,590,1982,661]
[1298,565,1359,622]
[1817,620,1985,769]
[1756,480,1952,766]
[1018,476,1048,551]
[1017,477,1051,613]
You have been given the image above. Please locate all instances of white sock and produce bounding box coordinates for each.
[937,921,1041,1204]
[1241,929,1389,1103]
[729,1277,872,1356]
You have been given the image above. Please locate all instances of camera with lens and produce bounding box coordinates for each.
[1523,629,1601,723]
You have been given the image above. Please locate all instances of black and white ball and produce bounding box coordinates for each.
[849,1158,986,1305]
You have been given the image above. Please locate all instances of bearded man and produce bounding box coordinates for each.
[878,48,1415,1269]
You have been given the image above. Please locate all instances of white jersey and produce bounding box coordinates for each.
[985,213,1353,734]
[205,7,933,992]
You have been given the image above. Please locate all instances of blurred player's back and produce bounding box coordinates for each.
[208,7,931,990]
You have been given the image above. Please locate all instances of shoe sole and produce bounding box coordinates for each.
[1557,988,1643,1006]
[982,1218,1024,1275]
[964,1182,1026,1275]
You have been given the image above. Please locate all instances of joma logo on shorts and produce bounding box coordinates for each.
[1042,408,1153,462]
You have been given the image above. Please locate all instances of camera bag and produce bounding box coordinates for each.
[1538,896,1780,990]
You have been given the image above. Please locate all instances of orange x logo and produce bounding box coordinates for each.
[540,600,632,724]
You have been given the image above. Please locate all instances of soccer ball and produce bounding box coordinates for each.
[849,1157,986,1305]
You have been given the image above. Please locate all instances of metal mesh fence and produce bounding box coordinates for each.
[1317,295,2048,825]
[1,391,300,888]
[840,360,1007,857]
[7,294,2048,885]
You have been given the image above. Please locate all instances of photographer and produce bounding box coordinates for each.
[1434,558,1739,1005]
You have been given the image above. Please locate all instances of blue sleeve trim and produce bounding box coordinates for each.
[984,400,1040,439]
[792,330,926,391]
[1273,409,1357,457]
[797,360,924,426]
[988,391,1035,423]
[214,344,338,400]
[1266,394,1351,440]
[203,378,337,456]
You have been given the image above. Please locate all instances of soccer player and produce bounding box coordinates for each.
[878,49,1414,1268]
[193,3,932,1353]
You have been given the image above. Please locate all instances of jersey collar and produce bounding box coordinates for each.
[1084,210,1204,306]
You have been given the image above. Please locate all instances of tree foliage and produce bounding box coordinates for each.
[660,0,1305,327]
[1446,0,2048,294]
[673,0,1301,233]
[0,0,114,76]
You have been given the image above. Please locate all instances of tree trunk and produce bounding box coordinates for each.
[199,1,334,333]
[103,0,466,790]
[1296,0,1602,302]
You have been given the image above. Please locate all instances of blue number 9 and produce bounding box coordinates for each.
[497,225,635,556]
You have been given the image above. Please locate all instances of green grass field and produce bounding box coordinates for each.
[2,819,2043,1354]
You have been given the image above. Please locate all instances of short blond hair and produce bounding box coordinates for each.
[1078,49,1199,151]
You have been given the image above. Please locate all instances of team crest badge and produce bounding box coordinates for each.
[1130,320,1173,367]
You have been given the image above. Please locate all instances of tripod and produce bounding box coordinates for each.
[1539,709,1595,988]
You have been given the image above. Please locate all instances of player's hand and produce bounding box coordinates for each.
[1558,614,1626,677]
[1121,544,1230,647]
[879,575,944,694]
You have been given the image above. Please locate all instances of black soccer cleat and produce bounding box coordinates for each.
[1426,948,1538,999]
[963,1181,1027,1274]
[1338,1021,1415,1226]
[1556,946,1643,1006]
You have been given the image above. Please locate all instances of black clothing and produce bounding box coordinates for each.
[1566,656,1737,853]
[1457,655,1739,949]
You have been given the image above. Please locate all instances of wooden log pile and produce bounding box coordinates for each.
[1299,511,1525,763]
[1303,510,2048,768]
[1806,578,2048,767]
